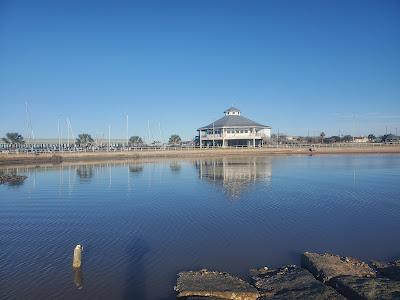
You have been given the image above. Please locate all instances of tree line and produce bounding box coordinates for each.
[2,132,184,147]
[269,132,399,144]
[2,131,399,148]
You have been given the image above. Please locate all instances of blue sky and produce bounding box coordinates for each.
[1,0,399,141]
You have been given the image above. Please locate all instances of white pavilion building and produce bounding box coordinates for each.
[198,107,271,147]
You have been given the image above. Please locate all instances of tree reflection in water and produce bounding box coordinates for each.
[129,164,144,174]
[169,162,181,173]
[76,166,94,182]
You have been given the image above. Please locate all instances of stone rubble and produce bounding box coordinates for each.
[252,264,344,299]
[372,260,400,281]
[301,252,376,282]
[330,276,400,300]
[175,269,259,300]
[176,252,400,300]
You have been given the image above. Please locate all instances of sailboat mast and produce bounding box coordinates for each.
[126,114,129,147]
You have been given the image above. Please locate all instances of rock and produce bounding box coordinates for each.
[186,296,227,300]
[253,265,344,299]
[372,260,400,281]
[249,266,270,277]
[301,252,375,282]
[175,269,259,300]
[330,275,400,299]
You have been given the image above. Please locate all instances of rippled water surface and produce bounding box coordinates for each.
[1,155,400,299]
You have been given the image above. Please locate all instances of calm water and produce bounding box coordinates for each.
[1,155,399,299]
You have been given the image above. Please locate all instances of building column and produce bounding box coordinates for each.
[253,128,256,148]
[222,128,226,148]
[199,130,202,149]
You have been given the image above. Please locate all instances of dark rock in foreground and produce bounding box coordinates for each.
[372,260,400,281]
[186,297,225,300]
[301,252,375,282]
[253,265,344,299]
[176,253,400,300]
[0,174,27,185]
[330,275,400,299]
[175,269,259,300]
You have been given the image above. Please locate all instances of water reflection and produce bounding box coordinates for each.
[124,236,149,299]
[0,169,27,187]
[129,164,144,174]
[169,162,181,173]
[76,166,94,182]
[195,157,272,198]
[73,268,83,290]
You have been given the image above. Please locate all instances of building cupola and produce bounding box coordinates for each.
[224,107,241,116]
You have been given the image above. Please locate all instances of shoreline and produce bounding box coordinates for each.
[1,146,400,166]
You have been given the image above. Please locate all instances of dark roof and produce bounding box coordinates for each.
[199,114,270,130]
[224,107,241,113]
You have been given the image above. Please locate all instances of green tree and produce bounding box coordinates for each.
[129,136,144,146]
[342,135,353,142]
[327,136,341,143]
[75,133,94,147]
[2,132,25,146]
[168,134,182,145]
[368,134,376,141]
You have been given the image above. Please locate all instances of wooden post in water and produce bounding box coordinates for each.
[72,244,83,269]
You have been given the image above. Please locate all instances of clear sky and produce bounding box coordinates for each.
[1,0,400,141]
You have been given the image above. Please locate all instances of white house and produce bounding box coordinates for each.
[198,107,271,147]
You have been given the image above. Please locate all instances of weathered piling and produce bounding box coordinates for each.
[72,245,83,269]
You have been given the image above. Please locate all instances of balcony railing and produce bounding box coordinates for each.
[201,132,265,139]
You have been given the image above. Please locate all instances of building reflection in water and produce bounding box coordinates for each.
[194,156,272,198]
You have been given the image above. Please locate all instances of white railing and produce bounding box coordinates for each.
[1,142,399,155]
[201,133,264,139]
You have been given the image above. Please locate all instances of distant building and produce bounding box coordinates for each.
[353,136,369,143]
[197,107,271,147]
[383,134,400,144]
